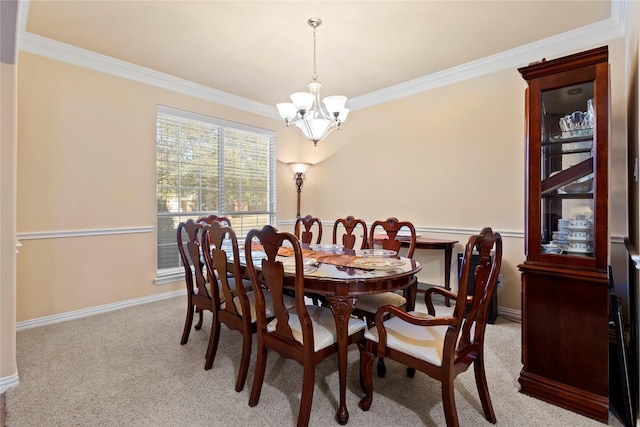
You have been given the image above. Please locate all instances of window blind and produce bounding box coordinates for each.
[156,105,276,273]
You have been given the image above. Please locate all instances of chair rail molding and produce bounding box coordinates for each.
[16,226,154,240]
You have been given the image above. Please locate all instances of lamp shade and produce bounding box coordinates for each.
[290,92,315,112]
[323,95,347,115]
[277,103,297,120]
[288,162,312,174]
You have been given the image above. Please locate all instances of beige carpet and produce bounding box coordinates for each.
[6,295,624,426]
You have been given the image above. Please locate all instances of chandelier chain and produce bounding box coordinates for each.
[312,25,318,82]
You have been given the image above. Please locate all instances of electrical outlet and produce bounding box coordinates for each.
[497,274,504,287]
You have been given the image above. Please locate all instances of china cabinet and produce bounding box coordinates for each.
[517,46,609,423]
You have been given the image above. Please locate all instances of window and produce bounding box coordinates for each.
[156,106,276,280]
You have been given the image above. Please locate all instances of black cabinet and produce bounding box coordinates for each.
[458,252,497,324]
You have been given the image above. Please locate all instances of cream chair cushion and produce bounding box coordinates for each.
[355,292,406,314]
[364,311,448,366]
[267,305,366,352]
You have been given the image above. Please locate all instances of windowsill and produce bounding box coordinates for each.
[155,268,184,285]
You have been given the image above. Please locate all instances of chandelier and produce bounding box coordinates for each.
[276,18,349,146]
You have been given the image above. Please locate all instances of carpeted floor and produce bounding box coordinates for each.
[5,295,625,426]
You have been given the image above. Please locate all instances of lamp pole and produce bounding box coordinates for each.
[287,162,312,219]
[294,172,305,218]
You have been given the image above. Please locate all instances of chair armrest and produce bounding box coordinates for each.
[424,287,463,315]
[374,304,456,357]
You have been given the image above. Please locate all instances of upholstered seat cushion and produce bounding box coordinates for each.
[355,292,406,314]
[364,311,448,366]
[233,291,295,323]
[267,305,366,352]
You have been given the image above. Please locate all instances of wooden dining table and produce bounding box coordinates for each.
[240,244,422,424]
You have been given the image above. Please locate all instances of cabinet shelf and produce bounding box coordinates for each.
[541,158,593,195]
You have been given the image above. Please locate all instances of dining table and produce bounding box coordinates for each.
[239,243,422,425]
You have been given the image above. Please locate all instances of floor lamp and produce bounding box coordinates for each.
[287,163,311,218]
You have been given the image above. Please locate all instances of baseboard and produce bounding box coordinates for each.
[16,290,185,331]
[498,306,522,323]
[0,373,19,394]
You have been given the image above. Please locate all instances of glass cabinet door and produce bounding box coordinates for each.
[539,83,594,258]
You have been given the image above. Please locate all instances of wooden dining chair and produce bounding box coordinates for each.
[353,217,417,376]
[358,227,502,427]
[245,225,366,427]
[332,215,368,250]
[294,214,323,244]
[199,221,270,391]
[177,219,219,363]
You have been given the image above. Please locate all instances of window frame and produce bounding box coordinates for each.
[155,105,276,283]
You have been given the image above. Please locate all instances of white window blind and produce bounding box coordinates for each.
[156,106,276,274]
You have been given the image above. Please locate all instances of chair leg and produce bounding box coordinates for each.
[358,345,376,411]
[474,356,497,423]
[441,375,459,427]
[235,329,252,392]
[204,312,221,370]
[195,307,204,330]
[376,357,387,378]
[297,364,315,427]
[249,342,267,407]
[180,304,194,345]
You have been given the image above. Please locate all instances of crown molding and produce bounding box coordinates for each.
[17,0,626,115]
[348,17,624,109]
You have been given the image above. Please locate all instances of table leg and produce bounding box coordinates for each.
[444,245,453,307]
[326,296,356,425]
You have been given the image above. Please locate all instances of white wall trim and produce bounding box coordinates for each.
[15,1,625,116]
[277,220,525,239]
[0,373,19,394]
[16,290,184,331]
[16,226,154,240]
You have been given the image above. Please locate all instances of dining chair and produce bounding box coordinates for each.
[353,217,417,376]
[199,220,274,391]
[358,227,502,427]
[245,225,366,427]
[177,219,218,361]
[294,214,323,244]
[332,215,368,250]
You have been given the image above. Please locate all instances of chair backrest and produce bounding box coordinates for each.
[332,216,368,250]
[197,214,232,227]
[448,227,502,364]
[294,214,323,245]
[201,220,247,316]
[368,217,417,258]
[245,225,313,348]
[177,219,211,299]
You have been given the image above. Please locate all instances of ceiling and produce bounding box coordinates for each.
[22,1,616,111]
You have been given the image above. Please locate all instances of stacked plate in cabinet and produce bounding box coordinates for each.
[556,218,593,255]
